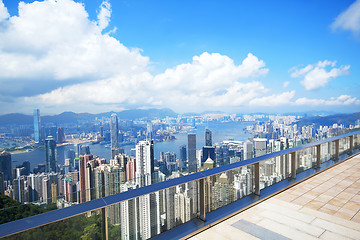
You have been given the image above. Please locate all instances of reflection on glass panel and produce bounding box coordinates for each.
[110,181,198,240]
[259,155,290,190]
[320,142,332,163]
[296,147,315,173]
[203,165,253,213]
[355,134,360,148]
[339,138,347,155]
[3,210,104,240]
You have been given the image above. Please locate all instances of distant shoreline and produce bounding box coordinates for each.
[2,139,94,155]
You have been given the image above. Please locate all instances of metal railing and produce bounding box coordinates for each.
[0,130,359,239]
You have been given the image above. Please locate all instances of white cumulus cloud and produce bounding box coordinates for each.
[0,0,149,82]
[249,91,295,106]
[97,0,111,30]
[282,81,290,88]
[1,0,359,113]
[289,60,350,91]
[331,0,360,35]
[0,0,9,22]
[25,52,270,112]
[295,95,360,106]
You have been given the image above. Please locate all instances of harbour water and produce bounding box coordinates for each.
[12,121,253,170]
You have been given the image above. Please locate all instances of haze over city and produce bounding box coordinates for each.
[0,0,359,114]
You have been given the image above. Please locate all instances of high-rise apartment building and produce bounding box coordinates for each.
[243,141,253,160]
[45,136,57,173]
[135,140,160,238]
[254,138,267,157]
[187,133,196,172]
[135,140,154,187]
[78,154,102,203]
[33,109,40,143]
[110,113,119,159]
[164,152,177,173]
[205,128,212,146]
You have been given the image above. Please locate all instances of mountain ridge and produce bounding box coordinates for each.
[0,108,178,125]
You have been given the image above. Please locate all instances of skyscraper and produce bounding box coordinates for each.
[205,128,212,146]
[254,138,267,157]
[110,113,119,159]
[135,140,154,187]
[243,141,253,160]
[57,127,65,144]
[187,133,196,172]
[33,109,40,143]
[135,140,160,238]
[202,146,216,163]
[45,136,57,173]
[179,145,187,169]
[78,154,93,203]
[0,151,12,181]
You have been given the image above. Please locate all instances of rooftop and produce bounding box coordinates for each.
[189,154,360,240]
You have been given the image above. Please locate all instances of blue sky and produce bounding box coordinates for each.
[0,0,359,114]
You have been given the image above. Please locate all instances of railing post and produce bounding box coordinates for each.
[291,152,296,179]
[335,139,339,160]
[316,144,321,169]
[101,207,108,240]
[254,162,260,196]
[199,178,206,221]
[350,135,354,154]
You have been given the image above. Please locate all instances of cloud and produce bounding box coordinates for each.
[25,52,270,112]
[289,61,350,90]
[331,0,360,35]
[1,0,359,114]
[295,95,360,106]
[289,64,313,78]
[0,0,149,86]
[97,0,111,30]
[0,0,9,22]
[282,81,290,88]
[249,91,295,106]
[0,0,273,113]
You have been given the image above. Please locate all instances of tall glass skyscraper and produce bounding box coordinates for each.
[33,109,40,143]
[205,128,212,146]
[110,113,119,159]
[45,136,57,173]
[179,144,187,169]
[0,151,12,181]
[187,133,196,172]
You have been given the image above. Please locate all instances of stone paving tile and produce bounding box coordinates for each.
[352,211,360,223]
[291,195,313,206]
[334,210,354,220]
[259,210,325,237]
[314,194,333,203]
[312,218,360,239]
[319,230,355,240]
[257,218,319,240]
[304,200,326,210]
[259,200,315,223]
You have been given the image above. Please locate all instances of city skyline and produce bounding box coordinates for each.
[0,0,359,114]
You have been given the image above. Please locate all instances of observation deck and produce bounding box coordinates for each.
[189,154,360,240]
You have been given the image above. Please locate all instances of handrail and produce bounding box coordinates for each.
[0,130,359,238]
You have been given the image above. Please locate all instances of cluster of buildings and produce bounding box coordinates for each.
[1,110,359,239]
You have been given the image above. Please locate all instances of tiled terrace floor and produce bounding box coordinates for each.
[190,154,360,240]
